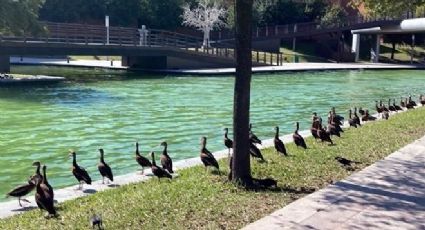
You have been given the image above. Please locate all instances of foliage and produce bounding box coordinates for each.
[351,0,425,17]
[262,0,327,25]
[0,0,45,35]
[182,0,227,46]
[39,0,185,28]
[320,4,349,28]
[1,106,424,229]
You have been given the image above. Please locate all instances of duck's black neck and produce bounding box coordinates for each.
[42,167,47,184]
[162,145,168,155]
[151,153,156,166]
[72,154,77,166]
[136,144,140,156]
[201,140,207,150]
[100,152,105,163]
[275,128,279,138]
[36,164,41,176]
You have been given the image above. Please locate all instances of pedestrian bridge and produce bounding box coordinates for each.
[0,22,280,73]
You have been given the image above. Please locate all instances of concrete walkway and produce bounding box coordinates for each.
[10,57,127,70]
[243,135,425,230]
[10,57,425,74]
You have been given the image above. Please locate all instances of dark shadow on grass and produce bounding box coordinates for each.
[83,189,97,194]
[11,206,37,212]
[107,184,120,188]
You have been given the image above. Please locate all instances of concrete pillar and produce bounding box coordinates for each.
[370,34,381,63]
[122,56,167,69]
[292,24,297,63]
[411,34,415,64]
[0,56,10,73]
[352,34,360,62]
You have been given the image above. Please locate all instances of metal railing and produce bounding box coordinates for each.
[211,12,424,41]
[0,21,284,66]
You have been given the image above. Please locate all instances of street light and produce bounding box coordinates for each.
[105,15,110,45]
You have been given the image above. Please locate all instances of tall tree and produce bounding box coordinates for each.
[351,0,425,17]
[0,0,44,35]
[231,0,253,186]
[182,0,227,47]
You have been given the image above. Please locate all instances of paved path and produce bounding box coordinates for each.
[159,62,425,75]
[243,135,425,230]
[10,57,127,70]
[11,57,425,74]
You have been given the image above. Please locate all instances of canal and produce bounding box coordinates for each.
[1,66,424,200]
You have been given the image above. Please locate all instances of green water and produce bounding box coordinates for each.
[1,67,424,201]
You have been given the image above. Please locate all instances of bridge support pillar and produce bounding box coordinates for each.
[0,56,10,73]
[370,34,381,63]
[122,56,167,69]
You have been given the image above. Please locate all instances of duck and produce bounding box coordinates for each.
[327,113,342,137]
[293,122,307,149]
[250,140,266,161]
[311,112,321,124]
[69,151,92,190]
[200,137,220,172]
[380,100,389,112]
[348,109,357,128]
[362,110,376,121]
[382,110,389,120]
[274,127,287,156]
[406,98,414,109]
[400,97,406,108]
[160,141,173,174]
[388,99,396,112]
[329,111,344,133]
[90,214,103,230]
[408,95,417,107]
[151,151,172,180]
[393,99,402,111]
[35,165,56,217]
[135,142,152,175]
[7,180,35,207]
[98,149,113,184]
[375,101,383,114]
[40,163,54,198]
[310,119,320,141]
[330,107,344,125]
[249,123,262,145]
[358,107,365,116]
[29,161,42,185]
[353,107,361,126]
[223,128,233,156]
[317,125,333,145]
[420,94,425,106]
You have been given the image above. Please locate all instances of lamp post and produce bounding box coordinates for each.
[105,15,110,45]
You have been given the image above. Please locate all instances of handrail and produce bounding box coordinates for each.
[0,21,286,66]
[211,13,421,41]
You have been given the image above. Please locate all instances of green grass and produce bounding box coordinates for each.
[1,108,425,229]
[280,41,332,63]
[379,43,425,63]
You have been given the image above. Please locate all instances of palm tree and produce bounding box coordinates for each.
[231,0,254,186]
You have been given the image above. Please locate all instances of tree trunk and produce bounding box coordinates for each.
[231,0,253,186]
[203,28,211,48]
[391,42,396,60]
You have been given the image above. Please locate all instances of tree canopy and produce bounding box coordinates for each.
[351,0,425,17]
[0,0,44,35]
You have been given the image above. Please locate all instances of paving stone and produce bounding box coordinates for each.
[243,134,425,230]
